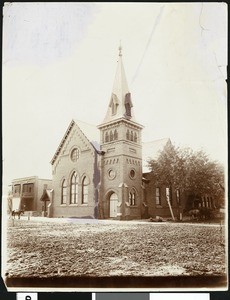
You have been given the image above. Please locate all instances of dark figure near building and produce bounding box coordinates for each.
[11,209,24,219]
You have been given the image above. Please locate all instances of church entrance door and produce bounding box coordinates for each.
[109,192,118,218]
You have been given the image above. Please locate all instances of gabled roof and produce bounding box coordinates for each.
[40,189,53,201]
[51,119,100,165]
[142,138,171,173]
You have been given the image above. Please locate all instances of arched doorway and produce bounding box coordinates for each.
[109,192,118,218]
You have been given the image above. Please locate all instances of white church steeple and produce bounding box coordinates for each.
[103,46,136,124]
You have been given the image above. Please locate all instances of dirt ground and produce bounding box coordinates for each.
[4,217,226,278]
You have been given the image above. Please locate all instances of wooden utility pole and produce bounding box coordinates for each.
[166,187,175,221]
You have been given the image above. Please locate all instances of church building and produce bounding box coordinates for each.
[50,47,145,220]
[9,48,222,221]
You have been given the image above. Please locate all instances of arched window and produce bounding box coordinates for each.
[110,131,114,141]
[114,129,118,140]
[126,130,130,140]
[105,132,109,143]
[71,148,79,162]
[133,191,136,205]
[129,192,132,204]
[134,132,137,142]
[130,131,134,141]
[129,189,136,206]
[61,179,67,204]
[70,172,78,204]
[82,176,89,204]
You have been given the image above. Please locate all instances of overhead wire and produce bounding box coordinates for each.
[131,6,165,85]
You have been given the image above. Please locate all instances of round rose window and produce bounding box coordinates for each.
[108,169,116,179]
[71,148,79,162]
[130,169,136,179]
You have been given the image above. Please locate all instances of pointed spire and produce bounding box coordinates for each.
[102,45,136,124]
[112,45,129,101]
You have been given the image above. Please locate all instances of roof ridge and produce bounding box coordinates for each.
[73,118,97,127]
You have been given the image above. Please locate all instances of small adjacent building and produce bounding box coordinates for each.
[9,176,52,214]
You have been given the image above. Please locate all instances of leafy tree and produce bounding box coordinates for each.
[148,143,225,208]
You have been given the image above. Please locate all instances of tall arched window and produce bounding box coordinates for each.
[130,131,134,141]
[105,132,109,143]
[70,172,78,204]
[61,179,67,204]
[114,129,118,140]
[134,132,137,142]
[126,130,130,140]
[82,176,89,204]
[129,192,132,205]
[129,189,136,206]
[110,131,114,141]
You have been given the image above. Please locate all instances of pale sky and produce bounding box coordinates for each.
[2,2,227,195]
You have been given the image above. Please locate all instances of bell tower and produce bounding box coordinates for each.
[98,46,143,220]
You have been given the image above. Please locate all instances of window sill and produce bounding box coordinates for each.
[69,204,78,206]
[156,205,163,208]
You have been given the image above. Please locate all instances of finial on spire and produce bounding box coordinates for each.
[118,41,122,56]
